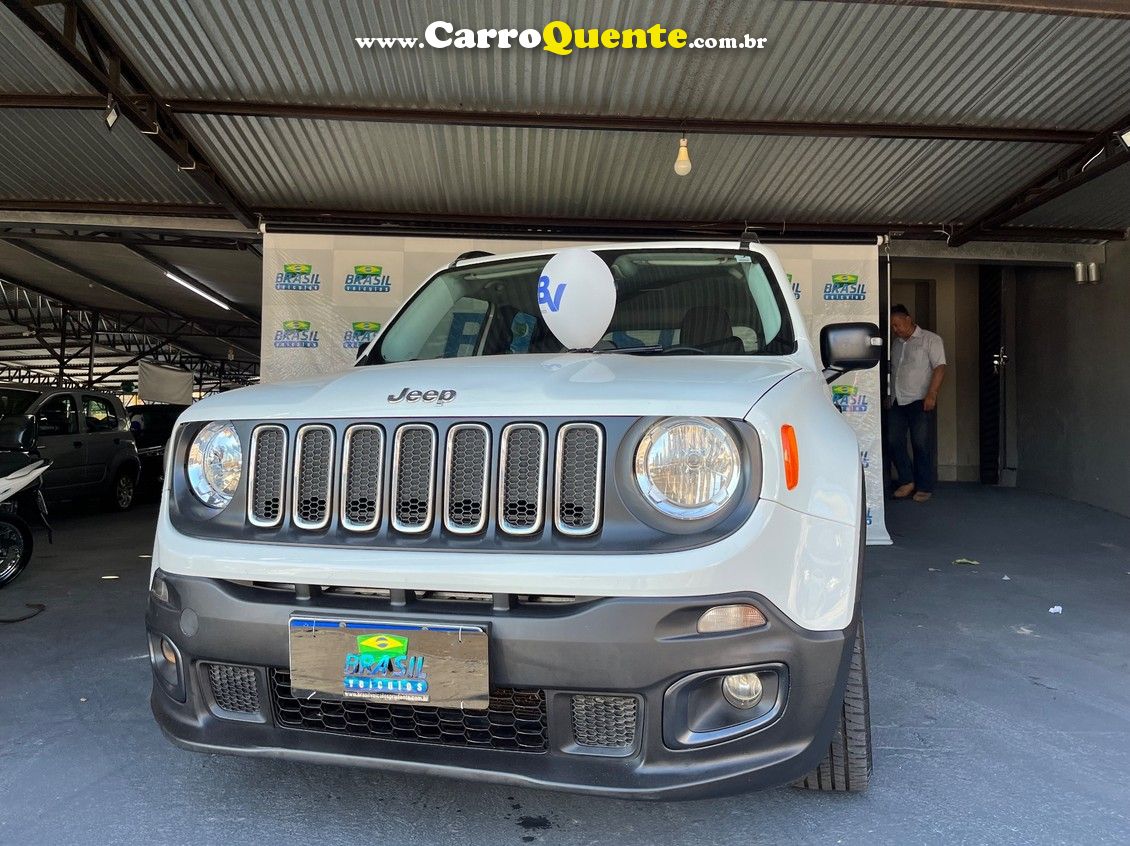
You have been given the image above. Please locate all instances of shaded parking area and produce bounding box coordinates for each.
[1,486,1127,845]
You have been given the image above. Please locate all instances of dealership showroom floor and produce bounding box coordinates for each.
[1,488,1127,845]
[3,1,1130,845]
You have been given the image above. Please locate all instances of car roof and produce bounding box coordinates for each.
[449,240,755,269]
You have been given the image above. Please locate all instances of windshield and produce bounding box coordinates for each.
[372,248,796,363]
[0,388,36,418]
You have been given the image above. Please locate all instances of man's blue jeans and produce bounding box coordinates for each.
[888,400,936,493]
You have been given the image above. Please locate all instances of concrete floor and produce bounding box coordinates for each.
[1,485,1128,845]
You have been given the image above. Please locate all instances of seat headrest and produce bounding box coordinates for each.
[680,306,733,346]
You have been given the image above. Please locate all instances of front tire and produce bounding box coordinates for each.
[0,515,32,589]
[111,468,137,511]
[794,620,872,792]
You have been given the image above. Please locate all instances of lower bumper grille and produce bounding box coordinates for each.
[205,663,260,714]
[570,694,639,749]
[269,669,548,753]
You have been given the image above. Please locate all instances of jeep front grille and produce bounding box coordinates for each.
[248,425,286,527]
[243,419,604,539]
[555,423,604,535]
[391,424,437,533]
[444,424,490,534]
[293,424,334,530]
[499,423,546,535]
[341,424,383,532]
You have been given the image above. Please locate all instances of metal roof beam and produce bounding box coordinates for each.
[122,244,259,323]
[0,280,258,387]
[835,0,1130,20]
[259,208,1125,243]
[0,239,259,358]
[0,0,256,227]
[0,92,1096,144]
[949,109,1130,245]
[0,225,259,251]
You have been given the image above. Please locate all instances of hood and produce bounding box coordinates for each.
[184,354,801,422]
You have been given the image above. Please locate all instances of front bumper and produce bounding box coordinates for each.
[148,573,855,799]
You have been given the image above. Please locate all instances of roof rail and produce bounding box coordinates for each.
[449,250,494,267]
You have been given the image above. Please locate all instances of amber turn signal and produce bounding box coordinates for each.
[781,424,800,490]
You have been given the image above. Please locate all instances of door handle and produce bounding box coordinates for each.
[73,441,83,449]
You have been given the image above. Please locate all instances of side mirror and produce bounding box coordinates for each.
[0,414,38,451]
[820,322,883,384]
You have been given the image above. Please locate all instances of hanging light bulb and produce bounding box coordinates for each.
[674,136,692,176]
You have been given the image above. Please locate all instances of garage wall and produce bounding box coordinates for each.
[1014,239,1130,517]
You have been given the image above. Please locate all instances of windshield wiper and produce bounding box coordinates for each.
[562,345,665,355]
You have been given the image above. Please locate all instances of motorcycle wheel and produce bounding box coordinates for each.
[0,515,32,589]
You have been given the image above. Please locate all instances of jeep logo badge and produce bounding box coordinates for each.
[387,387,457,405]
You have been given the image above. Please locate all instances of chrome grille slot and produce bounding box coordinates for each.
[292,424,334,530]
[443,424,490,534]
[391,424,437,533]
[498,423,546,535]
[248,424,286,528]
[555,423,604,536]
[341,424,384,532]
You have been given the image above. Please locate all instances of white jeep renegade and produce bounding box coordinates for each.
[148,242,881,798]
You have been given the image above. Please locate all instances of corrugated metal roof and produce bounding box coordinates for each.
[1011,163,1130,230]
[88,0,1130,130]
[182,113,1065,226]
[0,240,140,313]
[0,3,95,95]
[7,239,236,320]
[146,244,262,311]
[0,110,216,206]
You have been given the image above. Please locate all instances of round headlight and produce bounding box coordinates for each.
[186,421,241,508]
[634,417,741,520]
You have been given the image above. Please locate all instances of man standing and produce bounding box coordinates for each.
[888,304,946,502]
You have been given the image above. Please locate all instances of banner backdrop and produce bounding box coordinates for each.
[262,233,889,544]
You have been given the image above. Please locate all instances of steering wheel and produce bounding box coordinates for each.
[660,345,706,355]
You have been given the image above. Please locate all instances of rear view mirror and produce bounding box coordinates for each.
[0,414,38,451]
[820,322,883,384]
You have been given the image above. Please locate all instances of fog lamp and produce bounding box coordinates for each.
[160,637,179,666]
[150,575,169,603]
[697,603,767,633]
[722,672,763,709]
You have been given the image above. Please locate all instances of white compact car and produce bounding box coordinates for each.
[147,242,882,798]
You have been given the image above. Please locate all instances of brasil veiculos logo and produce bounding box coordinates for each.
[344,264,392,293]
[275,262,320,291]
[342,321,382,349]
[787,272,800,300]
[343,631,428,696]
[273,319,319,348]
[831,384,869,412]
[355,633,408,661]
[823,273,866,301]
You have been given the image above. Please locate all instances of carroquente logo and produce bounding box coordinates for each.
[356,21,768,55]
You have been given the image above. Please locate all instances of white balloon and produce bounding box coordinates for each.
[537,248,617,350]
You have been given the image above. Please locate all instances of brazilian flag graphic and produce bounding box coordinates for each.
[282,319,311,331]
[355,633,409,661]
[354,265,383,276]
[830,273,859,286]
[351,321,381,333]
[283,262,313,274]
[831,385,858,398]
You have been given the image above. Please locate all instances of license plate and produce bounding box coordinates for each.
[288,617,489,709]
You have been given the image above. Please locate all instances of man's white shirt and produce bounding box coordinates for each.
[892,326,946,405]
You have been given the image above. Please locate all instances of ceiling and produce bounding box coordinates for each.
[0,0,1128,388]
